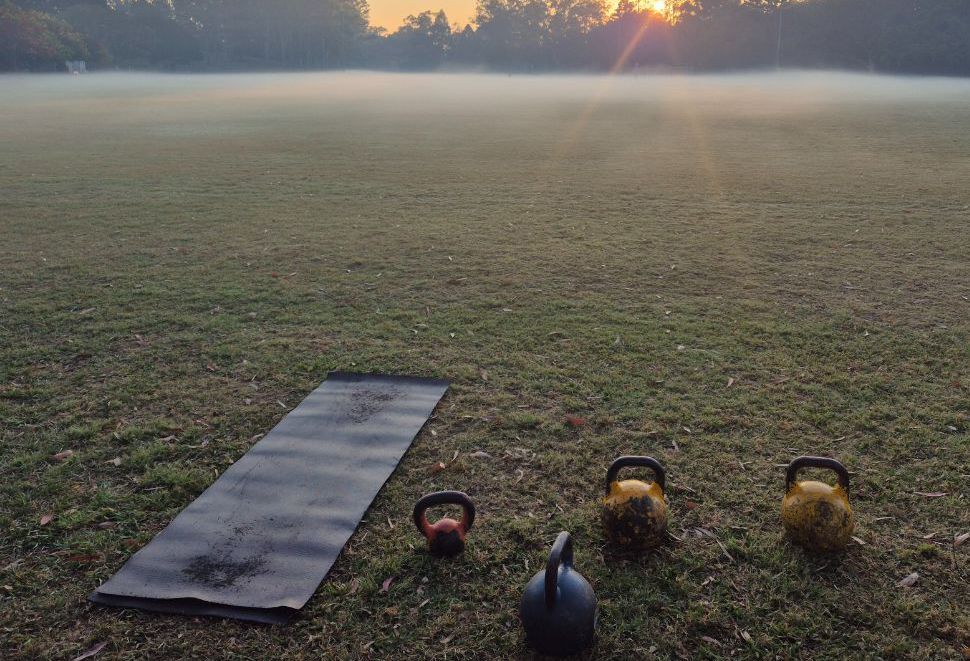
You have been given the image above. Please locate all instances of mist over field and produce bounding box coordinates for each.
[5,70,970,117]
[4,70,970,227]
[5,70,970,187]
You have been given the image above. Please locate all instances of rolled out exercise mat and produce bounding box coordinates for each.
[89,372,449,624]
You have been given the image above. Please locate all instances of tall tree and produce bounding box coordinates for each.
[389,9,452,69]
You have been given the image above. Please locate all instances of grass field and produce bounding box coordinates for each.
[1,71,968,659]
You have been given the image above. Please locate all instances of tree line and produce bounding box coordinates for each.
[2,0,968,75]
[1,0,370,70]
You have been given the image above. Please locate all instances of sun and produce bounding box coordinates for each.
[649,0,667,13]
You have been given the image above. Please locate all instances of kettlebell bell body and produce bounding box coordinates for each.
[601,456,668,550]
[413,491,475,558]
[781,456,854,552]
[520,531,597,657]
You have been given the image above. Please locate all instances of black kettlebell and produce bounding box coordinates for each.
[519,531,597,657]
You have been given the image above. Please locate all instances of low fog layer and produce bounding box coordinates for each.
[4,71,969,209]
[4,71,970,120]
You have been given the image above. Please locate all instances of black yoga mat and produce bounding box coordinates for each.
[89,372,449,624]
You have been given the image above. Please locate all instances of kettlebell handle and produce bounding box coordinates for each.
[786,456,850,493]
[412,491,476,537]
[605,456,665,496]
[544,531,573,609]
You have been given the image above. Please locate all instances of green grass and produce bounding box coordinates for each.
[1,71,968,659]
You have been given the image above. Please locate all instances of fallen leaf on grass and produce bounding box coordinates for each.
[914,492,948,498]
[95,522,116,530]
[430,462,447,474]
[72,642,107,661]
[479,368,488,381]
[105,457,122,467]
[740,630,753,644]
[696,527,734,562]
[52,450,74,462]
[66,554,102,564]
[701,636,721,646]
[440,634,455,645]
[851,536,867,546]
[955,532,969,547]
[469,451,492,459]
[347,577,360,595]
[564,415,586,427]
[380,576,395,593]
[897,572,919,588]
[40,514,54,526]
[726,378,735,387]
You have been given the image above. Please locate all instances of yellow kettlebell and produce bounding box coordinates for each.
[601,456,668,550]
[781,456,854,552]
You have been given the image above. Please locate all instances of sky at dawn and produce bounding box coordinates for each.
[367,0,657,31]
[369,0,478,30]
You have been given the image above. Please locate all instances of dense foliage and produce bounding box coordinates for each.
[1,0,968,74]
[0,2,90,70]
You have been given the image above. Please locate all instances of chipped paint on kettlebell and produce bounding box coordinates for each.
[781,457,854,553]
[781,481,854,552]
[427,521,465,557]
[602,479,667,549]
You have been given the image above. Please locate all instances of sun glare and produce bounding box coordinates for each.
[650,0,666,12]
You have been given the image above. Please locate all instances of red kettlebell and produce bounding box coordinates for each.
[413,491,476,558]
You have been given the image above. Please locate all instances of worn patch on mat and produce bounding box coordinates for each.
[89,372,449,624]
